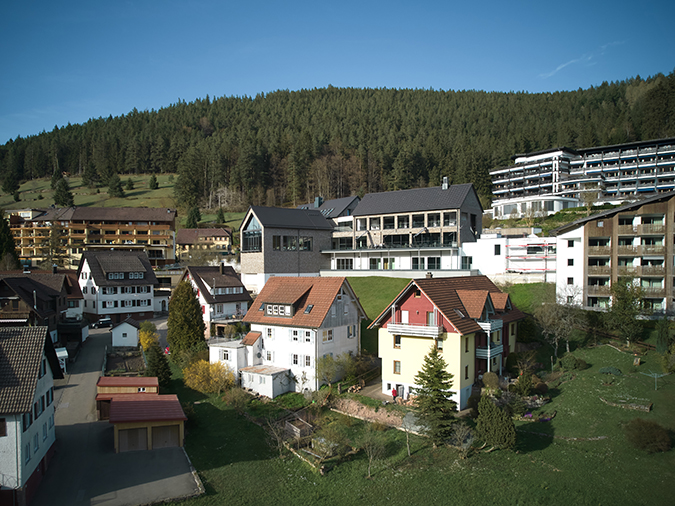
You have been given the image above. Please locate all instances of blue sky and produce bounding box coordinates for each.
[1,0,673,144]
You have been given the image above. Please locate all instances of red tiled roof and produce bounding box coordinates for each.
[490,292,510,311]
[97,376,159,388]
[242,331,261,346]
[243,277,365,328]
[108,394,186,423]
[456,290,488,319]
[96,392,159,401]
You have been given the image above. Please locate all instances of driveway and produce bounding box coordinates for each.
[32,328,203,506]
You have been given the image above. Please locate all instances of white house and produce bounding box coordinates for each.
[111,318,140,348]
[0,327,63,506]
[181,264,252,339]
[209,277,367,397]
[77,251,158,326]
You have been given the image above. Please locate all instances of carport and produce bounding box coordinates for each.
[108,394,187,453]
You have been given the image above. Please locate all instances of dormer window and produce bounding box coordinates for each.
[107,272,124,280]
[265,303,292,317]
[129,272,144,279]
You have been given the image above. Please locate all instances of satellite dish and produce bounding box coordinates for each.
[478,374,483,380]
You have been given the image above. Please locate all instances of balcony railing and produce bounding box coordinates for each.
[478,319,503,333]
[588,246,611,255]
[475,342,503,360]
[587,265,611,275]
[587,285,611,295]
[387,322,443,338]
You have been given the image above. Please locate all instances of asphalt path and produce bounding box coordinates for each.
[31,323,202,506]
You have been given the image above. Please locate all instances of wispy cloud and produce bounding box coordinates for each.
[540,41,624,79]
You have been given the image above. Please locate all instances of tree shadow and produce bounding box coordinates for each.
[515,422,555,453]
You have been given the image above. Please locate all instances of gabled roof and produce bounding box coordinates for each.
[242,206,333,231]
[176,228,231,245]
[97,376,158,388]
[183,265,252,305]
[552,190,675,236]
[243,277,367,328]
[369,276,525,335]
[0,326,62,414]
[0,276,63,319]
[113,317,140,330]
[77,251,158,286]
[241,331,261,346]
[353,183,480,216]
[108,394,186,423]
[297,196,360,219]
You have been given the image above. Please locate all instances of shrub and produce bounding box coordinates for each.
[510,372,533,396]
[624,419,671,453]
[560,353,585,371]
[139,329,159,351]
[183,360,235,394]
[466,393,481,418]
[475,396,516,450]
[533,381,549,395]
[505,352,519,376]
[599,366,622,376]
[482,371,500,389]
[223,387,251,412]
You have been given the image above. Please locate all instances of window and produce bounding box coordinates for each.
[394,361,401,374]
[397,215,409,229]
[82,287,87,294]
[292,330,299,342]
[283,236,297,251]
[107,272,124,280]
[461,256,472,269]
[336,258,353,270]
[465,336,469,353]
[412,257,425,270]
[494,245,501,256]
[25,443,30,463]
[436,338,443,350]
[567,296,574,304]
[568,239,574,248]
[568,259,574,266]
[567,277,573,285]
[427,257,440,270]
[292,354,299,365]
[267,328,273,339]
[138,387,146,393]
[222,350,229,361]
[305,331,312,342]
[369,258,381,270]
[347,325,355,338]
[0,418,6,437]
[323,330,333,342]
[129,272,144,279]
[414,289,421,298]
[305,356,311,367]
[465,365,469,380]
[394,335,401,348]
[299,236,312,251]
[266,351,274,361]
[34,433,39,452]
[43,423,47,441]
[273,235,281,250]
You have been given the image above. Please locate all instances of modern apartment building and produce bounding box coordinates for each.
[7,207,177,268]
[554,190,675,313]
[491,138,675,219]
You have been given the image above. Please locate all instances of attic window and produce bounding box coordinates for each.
[108,272,124,280]
[304,304,314,314]
[454,309,465,318]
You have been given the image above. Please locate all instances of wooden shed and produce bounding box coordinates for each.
[108,395,187,453]
[96,376,159,420]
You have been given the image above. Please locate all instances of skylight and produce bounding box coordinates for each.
[304,304,314,314]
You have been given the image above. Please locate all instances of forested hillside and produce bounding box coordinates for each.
[1,72,673,210]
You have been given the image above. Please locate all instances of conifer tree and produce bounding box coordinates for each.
[108,173,125,198]
[149,174,159,190]
[167,281,205,356]
[215,207,225,224]
[185,206,201,228]
[54,178,74,207]
[413,345,457,447]
[475,395,516,451]
[125,178,134,190]
[0,214,19,270]
[145,341,171,387]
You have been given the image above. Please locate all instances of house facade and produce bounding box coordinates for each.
[322,181,483,277]
[211,277,367,397]
[176,228,231,262]
[370,276,524,410]
[181,264,252,338]
[554,190,675,313]
[0,327,63,506]
[7,206,177,268]
[239,206,333,293]
[490,137,675,219]
[77,251,158,325]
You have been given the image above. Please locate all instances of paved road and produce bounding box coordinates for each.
[32,327,202,506]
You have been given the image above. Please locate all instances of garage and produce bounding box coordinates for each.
[118,428,148,452]
[109,394,187,453]
[152,424,180,449]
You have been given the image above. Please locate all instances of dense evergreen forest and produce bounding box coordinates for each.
[1,72,673,210]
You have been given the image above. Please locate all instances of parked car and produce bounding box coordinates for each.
[91,317,113,328]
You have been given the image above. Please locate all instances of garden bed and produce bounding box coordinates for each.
[106,351,145,375]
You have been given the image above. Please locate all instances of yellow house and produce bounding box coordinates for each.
[369,276,525,410]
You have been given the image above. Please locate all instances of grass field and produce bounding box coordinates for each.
[2,175,246,229]
[169,342,675,506]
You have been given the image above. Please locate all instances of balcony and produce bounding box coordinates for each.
[478,319,503,333]
[588,246,611,256]
[641,245,665,255]
[587,285,611,295]
[639,224,665,234]
[387,322,443,338]
[475,342,504,360]
[587,265,610,275]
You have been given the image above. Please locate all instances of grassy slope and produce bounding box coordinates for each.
[348,277,410,356]
[2,175,246,230]
[171,343,674,506]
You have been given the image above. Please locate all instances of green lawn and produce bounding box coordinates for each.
[169,344,675,506]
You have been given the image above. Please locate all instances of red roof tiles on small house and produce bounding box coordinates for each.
[455,290,489,319]
[97,376,159,389]
[242,331,261,346]
[108,394,186,424]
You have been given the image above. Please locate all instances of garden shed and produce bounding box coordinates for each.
[111,317,140,348]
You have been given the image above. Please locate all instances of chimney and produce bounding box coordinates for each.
[314,196,323,208]
[442,177,449,190]
[220,263,225,275]
[426,272,433,279]
[52,264,57,274]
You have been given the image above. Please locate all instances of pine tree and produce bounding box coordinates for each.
[0,215,19,270]
[53,178,74,207]
[167,281,206,357]
[475,395,516,451]
[145,341,171,387]
[185,206,201,228]
[149,174,159,190]
[413,345,457,447]
[215,207,225,224]
[125,178,134,191]
[108,174,125,198]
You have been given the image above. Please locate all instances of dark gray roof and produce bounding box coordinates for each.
[246,206,333,231]
[77,251,158,286]
[0,277,63,319]
[353,183,478,216]
[33,207,176,223]
[552,190,675,236]
[184,265,252,305]
[176,228,231,245]
[297,196,360,219]
[114,317,140,330]
[0,326,61,414]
